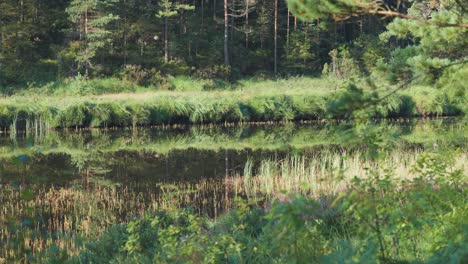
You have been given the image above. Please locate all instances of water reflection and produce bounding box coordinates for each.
[0,118,466,260]
[0,118,465,183]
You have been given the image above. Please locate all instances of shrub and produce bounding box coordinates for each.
[195,65,232,80]
[120,65,167,88]
[322,47,360,79]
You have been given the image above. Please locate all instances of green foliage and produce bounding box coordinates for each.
[284,24,319,72]
[50,76,136,95]
[156,0,194,18]
[335,150,468,262]
[37,149,467,263]
[349,34,387,74]
[322,47,360,79]
[0,0,394,88]
[120,65,168,87]
[288,0,374,20]
[379,0,467,86]
[1,119,466,263]
[66,0,119,75]
[194,65,233,81]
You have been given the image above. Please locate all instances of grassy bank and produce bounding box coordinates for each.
[1,77,465,131]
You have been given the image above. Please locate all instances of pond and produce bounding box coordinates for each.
[0,118,466,260]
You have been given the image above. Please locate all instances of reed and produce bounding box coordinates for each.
[2,147,466,262]
[236,151,468,199]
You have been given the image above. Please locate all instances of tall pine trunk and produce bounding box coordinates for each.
[0,16,3,56]
[287,9,290,45]
[224,0,229,65]
[123,0,128,65]
[201,0,204,26]
[245,0,248,48]
[84,4,89,75]
[213,0,217,20]
[164,16,169,62]
[274,0,278,74]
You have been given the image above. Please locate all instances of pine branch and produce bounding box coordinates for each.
[355,59,468,113]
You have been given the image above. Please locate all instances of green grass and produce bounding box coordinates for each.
[5,76,336,96]
[0,77,465,131]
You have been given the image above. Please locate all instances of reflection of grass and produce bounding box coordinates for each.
[0,119,465,160]
[238,151,468,198]
[69,153,467,263]
[2,149,466,262]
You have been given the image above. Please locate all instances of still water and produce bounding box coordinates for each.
[1,119,465,179]
[0,118,466,260]
[1,118,465,211]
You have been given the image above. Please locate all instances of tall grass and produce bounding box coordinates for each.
[1,149,466,262]
[1,78,465,132]
[238,151,468,198]
[70,151,466,263]
[0,146,468,261]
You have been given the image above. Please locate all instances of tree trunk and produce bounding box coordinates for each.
[274,0,278,75]
[85,6,88,36]
[197,0,205,56]
[164,16,169,62]
[123,0,128,65]
[201,0,204,26]
[245,0,249,48]
[0,20,3,75]
[224,0,229,65]
[213,0,217,20]
[304,27,307,69]
[317,18,320,42]
[35,0,39,21]
[359,18,363,34]
[20,0,24,23]
[84,4,89,75]
[230,0,234,42]
[287,9,290,46]
[0,16,2,55]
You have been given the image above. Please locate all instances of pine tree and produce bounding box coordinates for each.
[224,0,229,65]
[156,0,194,63]
[274,0,278,74]
[380,0,468,85]
[66,0,119,75]
[284,23,316,73]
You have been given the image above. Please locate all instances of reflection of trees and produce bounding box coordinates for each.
[0,121,465,187]
[0,121,465,161]
[69,137,117,189]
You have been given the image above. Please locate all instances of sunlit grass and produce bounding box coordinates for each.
[0,77,464,132]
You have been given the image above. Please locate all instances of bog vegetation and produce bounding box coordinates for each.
[0,0,466,131]
[1,142,467,263]
[0,0,467,263]
[1,120,467,263]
